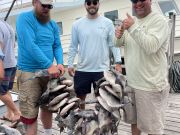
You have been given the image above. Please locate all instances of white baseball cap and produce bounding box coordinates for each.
[39,0,53,5]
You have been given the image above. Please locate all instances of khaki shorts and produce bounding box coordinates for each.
[17,70,49,119]
[123,85,169,134]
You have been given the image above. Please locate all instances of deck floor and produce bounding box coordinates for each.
[36,92,180,135]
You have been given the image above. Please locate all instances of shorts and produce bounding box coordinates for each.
[17,70,49,119]
[0,67,17,95]
[123,85,169,134]
[74,71,104,96]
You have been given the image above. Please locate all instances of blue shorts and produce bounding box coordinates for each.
[74,71,103,96]
[0,67,17,95]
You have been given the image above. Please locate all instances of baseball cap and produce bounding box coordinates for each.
[39,0,53,5]
[85,0,99,2]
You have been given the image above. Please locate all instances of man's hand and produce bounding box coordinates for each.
[115,64,122,73]
[47,65,60,78]
[68,67,75,77]
[123,13,135,30]
[57,64,65,76]
[0,60,4,80]
[115,25,124,39]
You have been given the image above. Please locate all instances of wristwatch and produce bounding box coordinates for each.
[115,61,122,64]
[0,55,4,60]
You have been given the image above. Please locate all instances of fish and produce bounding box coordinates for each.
[64,85,74,92]
[49,97,69,112]
[104,85,120,99]
[98,108,112,131]
[99,88,122,108]
[49,85,66,93]
[104,70,116,86]
[68,97,81,104]
[74,109,98,120]
[48,92,69,106]
[97,96,121,119]
[47,79,59,89]
[61,79,73,87]
[99,81,110,87]
[36,89,50,106]
[60,102,76,117]
[85,120,99,135]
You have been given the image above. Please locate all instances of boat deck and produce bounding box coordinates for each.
[0,92,180,135]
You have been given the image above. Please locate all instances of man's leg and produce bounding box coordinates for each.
[40,109,52,135]
[24,121,38,135]
[40,109,52,129]
[5,92,14,118]
[77,95,86,109]
[74,71,91,110]
[0,91,21,121]
[17,70,43,135]
[0,67,21,121]
[135,86,169,135]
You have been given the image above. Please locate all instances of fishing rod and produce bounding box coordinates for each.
[4,0,17,21]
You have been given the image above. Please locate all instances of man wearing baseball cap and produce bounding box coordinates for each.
[39,0,53,5]
[16,0,64,134]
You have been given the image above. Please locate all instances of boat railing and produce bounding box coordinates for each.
[0,0,84,13]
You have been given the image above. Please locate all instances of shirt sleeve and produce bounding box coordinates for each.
[67,23,78,67]
[0,48,4,60]
[0,26,4,47]
[16,14,52,68]
[0,30,4,60]
[128,17,169,54]
[52,22,63,64]
[108,22,122,63]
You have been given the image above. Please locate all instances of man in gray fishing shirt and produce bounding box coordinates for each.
[68,0,122,109]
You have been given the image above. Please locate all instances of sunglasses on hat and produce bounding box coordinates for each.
[41,3,53,9]
[131,0,146,4]
[86,1,98,6]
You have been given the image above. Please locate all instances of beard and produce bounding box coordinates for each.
[87,7,99,15]
[35,10,50,24]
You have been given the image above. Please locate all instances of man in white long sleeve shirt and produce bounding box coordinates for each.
[115,0,169,134]
[68,0,122,109]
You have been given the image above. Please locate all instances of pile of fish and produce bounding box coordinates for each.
[54,69,132,135]
[36,76,80,114]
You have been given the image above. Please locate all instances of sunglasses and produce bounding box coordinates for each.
[86,1,98,6]
[131,0,146,4]
[41,3,53,9]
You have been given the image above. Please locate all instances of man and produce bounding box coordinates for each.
[16,0,64,134]
[68,0,122,109]
[0,20,21,123]
[115,0,169,134]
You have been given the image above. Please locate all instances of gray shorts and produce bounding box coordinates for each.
[123,85,169,134]
[17,70,49,119]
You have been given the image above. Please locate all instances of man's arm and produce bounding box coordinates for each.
[124,13,169,54]
[67,23,79,76]
[0,46,4,80]
[67,23,78,68]
[16,14,52,69]
[108,22,122,72]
